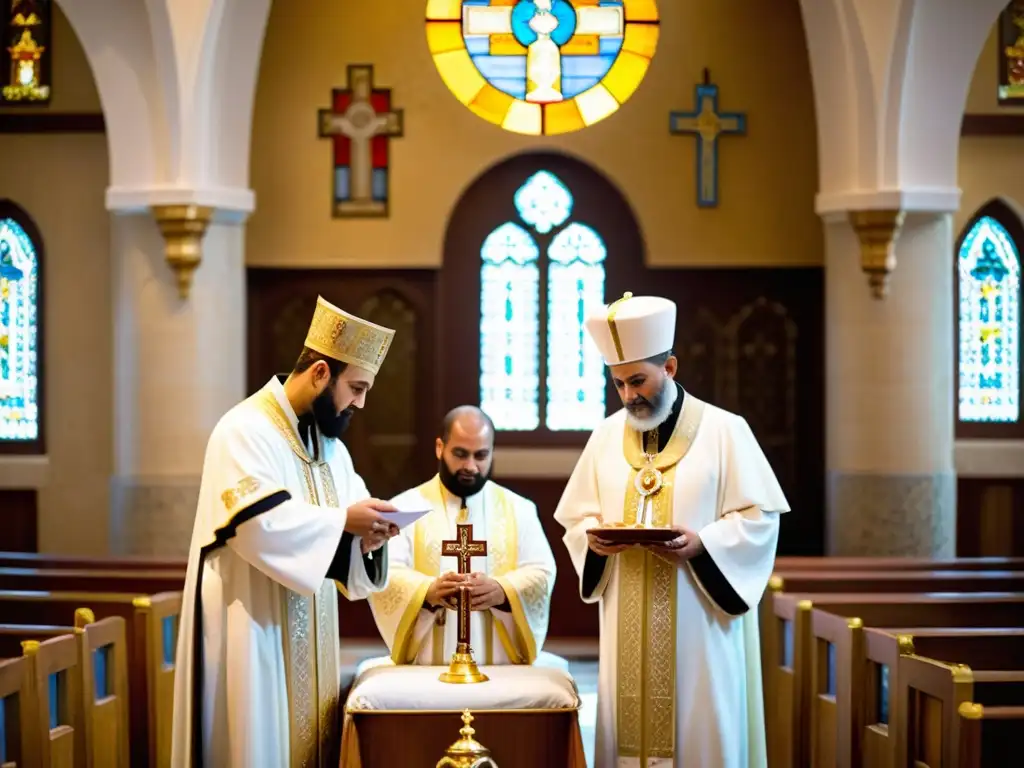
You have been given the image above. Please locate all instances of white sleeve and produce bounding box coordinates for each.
[688,415,789,615]
[553,428,613,604]
[207,421,348,597]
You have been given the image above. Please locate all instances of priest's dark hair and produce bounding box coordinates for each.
[292,346,348,380]
[643,349,675,366]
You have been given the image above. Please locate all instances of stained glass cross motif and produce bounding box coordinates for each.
[958,215,1021,423]
[463,0,625,103]
[669,69,747,208]
[0,218,39,441]
[318,64,404,218]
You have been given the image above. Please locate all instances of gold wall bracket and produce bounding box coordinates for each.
[848,209,906,299]
[151,204,214,299]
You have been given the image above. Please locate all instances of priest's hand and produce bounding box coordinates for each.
[345,498,400,539]
[360,533,389,555]
[425,572,464,609]
[586,530,632,556]
[645,526,704,565]
[466,572,507,611]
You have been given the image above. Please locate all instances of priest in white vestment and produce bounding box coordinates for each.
[170,296,404,768]
[554,293,790,768]
[369,405,557,667]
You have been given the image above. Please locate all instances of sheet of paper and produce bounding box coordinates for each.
[382,494,433,530]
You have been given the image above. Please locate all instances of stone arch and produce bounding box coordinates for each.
[801,0,1012,211]
[55,0,270,206]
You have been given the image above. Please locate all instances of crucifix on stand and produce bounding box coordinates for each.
[438,520,489,684]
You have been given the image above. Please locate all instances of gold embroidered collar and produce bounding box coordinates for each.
[622,392,705,471]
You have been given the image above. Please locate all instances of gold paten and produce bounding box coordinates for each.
[151,204,214,299]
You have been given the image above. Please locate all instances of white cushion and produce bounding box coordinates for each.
[345,656,580,712]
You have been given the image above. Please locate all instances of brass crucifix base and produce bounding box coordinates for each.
[439,642,489,684]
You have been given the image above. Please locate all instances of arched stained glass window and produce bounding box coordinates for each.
[0,209,41,448]
[957,213,1021,424]
[478,170,607,431]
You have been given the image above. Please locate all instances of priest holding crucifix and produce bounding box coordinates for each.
[554,293,790,768]
[369,406,558,668]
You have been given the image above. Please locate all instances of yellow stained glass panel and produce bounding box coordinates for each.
[621,22,659,59]
[470,83,516,125]
[426,0,462,21]
[561,34,600,55]
[576,84,620,126]
[502,100,543,135]
[623,0,659,22]
[433,50,488,105]
[545,99,586,135]
[490,33,527,55]
[426,22,464,55]
[601,51,650,104]
[427,0,659,135]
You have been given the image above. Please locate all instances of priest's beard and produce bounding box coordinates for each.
[311,385,354,439]
[624,376,677,433]
[439,457,492,500]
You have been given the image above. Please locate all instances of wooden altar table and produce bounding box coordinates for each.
[340,659,586,767]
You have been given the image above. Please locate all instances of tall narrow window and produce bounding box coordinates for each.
[957,207,1021,427]
[0,205,42,450]
[478,170,608,431]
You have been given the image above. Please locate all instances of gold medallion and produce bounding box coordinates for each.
[634,465,663,497]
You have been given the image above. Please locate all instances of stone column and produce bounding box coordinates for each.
[109,208,247,555]
[825,211,957,556]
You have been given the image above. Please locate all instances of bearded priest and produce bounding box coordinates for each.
[171,296,403,768]
[553,293,789,768]
[368,405,558,668]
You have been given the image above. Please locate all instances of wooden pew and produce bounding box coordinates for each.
[897,655,1024,767]
[0,654,38,767]
[956,702,1024,767]
[0,568,184,596]
[22,635,84,767]
[768,592,1024,768]
[773,556,1024,572]
[0,591,180,768]
[0,613,131,768]
[0,553,186,573]
[809,619,1024,768]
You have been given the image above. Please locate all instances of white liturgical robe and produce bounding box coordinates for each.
[554,389,789,768]
[170,377,388,768]
[369,476,556,666]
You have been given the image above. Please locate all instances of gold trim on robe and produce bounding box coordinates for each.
[371,476,548,666]
[246,387,342,768]
[616,395,706,763]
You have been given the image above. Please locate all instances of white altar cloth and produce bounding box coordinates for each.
[345,656,580,712]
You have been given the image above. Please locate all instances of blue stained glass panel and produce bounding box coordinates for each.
[546,222,606,430]
[480,222,541,430]
[0,218,39,441]
[958,215,1021,423]
[514,170,572,234]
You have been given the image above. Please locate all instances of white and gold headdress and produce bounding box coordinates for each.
[303,295,395,375]
[584,292,676,365]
